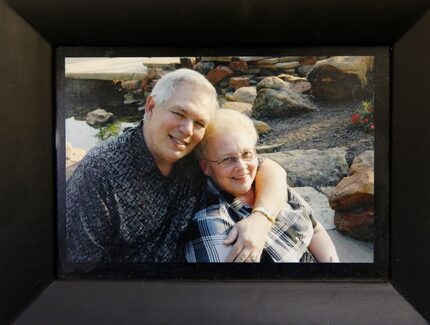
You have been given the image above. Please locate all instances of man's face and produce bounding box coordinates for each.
[144,83,213,171]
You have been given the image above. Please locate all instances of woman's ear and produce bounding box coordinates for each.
[199,159,210,176]
[144,96,155,120]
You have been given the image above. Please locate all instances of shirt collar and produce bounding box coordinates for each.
[133,120,198,178]
[205,177,252,211]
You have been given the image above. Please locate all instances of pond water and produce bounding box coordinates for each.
[66,117,138,151]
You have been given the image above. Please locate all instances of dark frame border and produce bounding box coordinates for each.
[56,47,389,281]
[1,0,429,323]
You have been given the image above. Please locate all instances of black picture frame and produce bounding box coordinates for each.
[1,0,429,323]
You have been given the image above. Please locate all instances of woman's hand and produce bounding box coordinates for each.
[223,212,272,262]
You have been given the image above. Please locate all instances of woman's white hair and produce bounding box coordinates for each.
[195,109,259,159]
[150,68,218,113]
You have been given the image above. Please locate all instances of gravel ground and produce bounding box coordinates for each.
[256,99,374,166]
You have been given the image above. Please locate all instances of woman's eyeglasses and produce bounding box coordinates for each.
[205,148,257,168]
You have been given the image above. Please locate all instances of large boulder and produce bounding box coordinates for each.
[349,150,374,175]
[307,56,374,101]
[262,147,348,187]
[334,207,374,242]
[329,150,375,242]
[328,170,374,211]
[252,76,317,118]
[225,86,257,103]
[277,74,311,94]
[329,151,375,211]
[85,108,114,128]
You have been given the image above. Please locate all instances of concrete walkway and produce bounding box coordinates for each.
[293,186,373,263]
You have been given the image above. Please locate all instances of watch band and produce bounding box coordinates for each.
[252,206,275,224]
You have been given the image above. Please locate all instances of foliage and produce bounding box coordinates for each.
[351,100,374,132]
[95,121,121,141]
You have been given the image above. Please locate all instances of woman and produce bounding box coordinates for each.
[185,109,339,263]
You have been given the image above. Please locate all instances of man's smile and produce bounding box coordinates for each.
[169,135,189,147]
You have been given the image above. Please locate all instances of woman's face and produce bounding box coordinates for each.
[200,131,258,197]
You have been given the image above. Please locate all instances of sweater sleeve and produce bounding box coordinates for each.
[63,164,116,273]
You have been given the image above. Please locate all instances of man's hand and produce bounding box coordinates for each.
[224,212,272,262]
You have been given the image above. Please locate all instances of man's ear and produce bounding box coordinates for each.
[199,159,210,176]
[145,96,155,120]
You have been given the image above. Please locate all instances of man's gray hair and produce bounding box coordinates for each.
[150,68,218,112]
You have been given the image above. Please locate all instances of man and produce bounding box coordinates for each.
[64,68,287,273]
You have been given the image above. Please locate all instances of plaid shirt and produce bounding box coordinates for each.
[63,122,203,272]
[185,178,317,263]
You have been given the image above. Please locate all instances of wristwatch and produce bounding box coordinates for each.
[252,206,275,224]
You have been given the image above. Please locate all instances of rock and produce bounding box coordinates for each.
[229,77,250,90]
[289,81,312,94]
[66,142,87,164]
[180,57,196,69]
[349,150,374,175]
[256,58,279,64]
[278,73,311,94]
[147,67,168,80]
[299,56,318,65]
[123,93,141,105]
[262,148,349,187]
[256,76,289,91]
[247,68,261,74]
[334,207,374,242]
[307,56,373,101]
[229,60,248,72]
[276,75,312,94]
[85,108,114,128]
[278,56,303,63]
[120,80,141,91]
[195,61,215,75]
[329,170,374,211]
[297,65,314,77]
[201,56,269,62]
[292,187,336,230]
[219,78,230,88]
[221,101,252,115]
[320,186,337,201]
[277,74,307,83]
[255,61,300,70]
[253,120,272,135]
[206,66,234,85]
[252,77,317,118]
[225,86,257,103]
[256,143,284,154]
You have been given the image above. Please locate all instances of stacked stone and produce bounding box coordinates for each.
[198,56,326,95]
[328,151,374,241]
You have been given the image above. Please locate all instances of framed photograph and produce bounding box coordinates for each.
[56,49,389,280]
[1,0,429,323]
